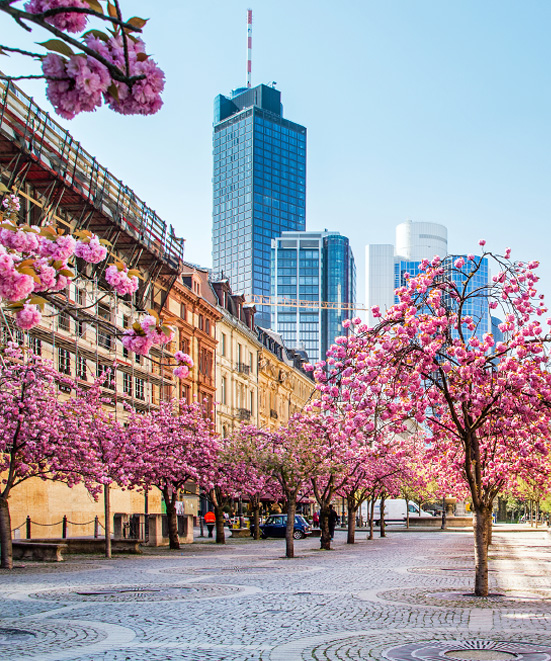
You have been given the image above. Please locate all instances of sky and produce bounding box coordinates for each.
[1,1,550,308]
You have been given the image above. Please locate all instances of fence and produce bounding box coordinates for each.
[11,515,104,540]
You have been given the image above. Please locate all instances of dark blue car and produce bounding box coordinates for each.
[259,514,312,540]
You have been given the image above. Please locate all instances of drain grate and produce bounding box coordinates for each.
[385,639,551,660]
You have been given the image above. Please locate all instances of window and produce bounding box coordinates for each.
[58,347,71,375]
[123,372,132,396]
[135,377,145,400]
[221,333,226,357]
[29,336,41,356]
[221,376,227,405]
[76,355,87,381]
[96,363,114,389]
[77,321,86,337]
[206,319,211,335]
[180,302,187,322]
[97,327,113,350]
[198,314,204,331]
[76,288,86,306]
[58,312,70,332]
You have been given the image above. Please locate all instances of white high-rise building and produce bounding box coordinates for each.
[365,220,448,326]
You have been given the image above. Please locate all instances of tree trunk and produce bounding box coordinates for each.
[162,488,180,550]
[347,497,357,544]
[473,506,490,596]
[214,503,226,544]
[380,495,386,538]
[104,484,112,558]
[0,496,13,569]
[368,498,375,540]
[487,509,493,546]
[285,499,296,558]
[319,502,331,550]
[252,505,260,540]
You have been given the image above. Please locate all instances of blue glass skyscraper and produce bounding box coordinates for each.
[271,231,356,363]
[212,84,307,327]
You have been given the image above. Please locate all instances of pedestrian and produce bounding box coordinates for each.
[204,511,216,538]
[313,511,319,528]
[328,504,338,540]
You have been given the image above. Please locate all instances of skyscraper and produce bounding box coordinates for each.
[212,84,307,327]
[365,220,448,326]
[271,230,356,363]
[365,220,491,339]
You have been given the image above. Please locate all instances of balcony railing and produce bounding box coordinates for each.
[236,363,251,375]
[237,408,251,421]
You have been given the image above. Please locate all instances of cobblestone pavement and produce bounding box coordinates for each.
[3,526,551,660]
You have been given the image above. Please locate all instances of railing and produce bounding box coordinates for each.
[237,408,251,421]
[236,363,251,375]
[0,78,184,272]
[13,515,104,539]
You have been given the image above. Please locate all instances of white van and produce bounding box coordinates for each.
[361,499,433,525]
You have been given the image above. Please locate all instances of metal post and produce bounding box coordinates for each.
[62,515,68,539]
[94,516,99,538]
[26,515,31,539]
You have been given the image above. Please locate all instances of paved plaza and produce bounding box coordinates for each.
[2,527,551,660]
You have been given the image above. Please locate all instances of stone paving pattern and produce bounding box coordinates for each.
[2,527,551,659]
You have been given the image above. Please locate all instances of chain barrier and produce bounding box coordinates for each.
[13,515,104,538]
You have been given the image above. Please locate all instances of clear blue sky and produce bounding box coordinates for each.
[1,1,550,306]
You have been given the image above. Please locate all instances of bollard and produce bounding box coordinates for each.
[94,515,99,538]
[26,515,31,539]
[62,515,68,539]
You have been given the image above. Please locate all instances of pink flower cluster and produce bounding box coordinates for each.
[16,304,42,330]
[87,36,165,115]
[43,52,111,120]
[105,265,139,296]
[25,0,90,33]
[173,350,194,379]
[121,316,175,357]
[74,235,107,263]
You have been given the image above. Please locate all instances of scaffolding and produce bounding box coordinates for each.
[0,78,184,310]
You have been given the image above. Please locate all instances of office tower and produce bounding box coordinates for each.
[212,84,307,327]
[271,230,356,363]
[365,220,448,326]
[365,220,490,339]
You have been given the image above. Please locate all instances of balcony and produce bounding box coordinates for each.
[237,408,251,421]
[236,363,251,375]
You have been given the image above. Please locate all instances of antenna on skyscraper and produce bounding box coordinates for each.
[247,9,252,88]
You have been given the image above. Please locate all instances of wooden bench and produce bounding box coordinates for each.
[12,541,67,562]
[230,528,251,538]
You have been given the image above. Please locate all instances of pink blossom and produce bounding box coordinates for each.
[25,0,90,33]
[174,351,193,368]
[43,53,110,120]
[173,365,190,379]
[454,257,465,269]
[121,329,153,356]
[88,35,165,116]
[105,265,139,296]
[15,304,42,330]
[74,235,107,263]
[479,239,486,247]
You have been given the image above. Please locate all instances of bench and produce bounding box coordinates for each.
[19,538,143,554]
[12,541,67,562]
[230,528,251,538]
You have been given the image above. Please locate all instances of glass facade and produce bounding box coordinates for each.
[212,84,306,327]
[271,231,356,363]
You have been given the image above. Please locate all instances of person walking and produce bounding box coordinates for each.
[328,504,338,540]
[204,511,216,538]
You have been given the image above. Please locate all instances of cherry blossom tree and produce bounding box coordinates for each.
[1,0,164,119]
[0,347,104,568]
[62,375,126,557]
[123,399,218,549]
[312,247,551,596]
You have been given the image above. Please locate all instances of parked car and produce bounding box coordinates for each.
[258,514,312,539]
